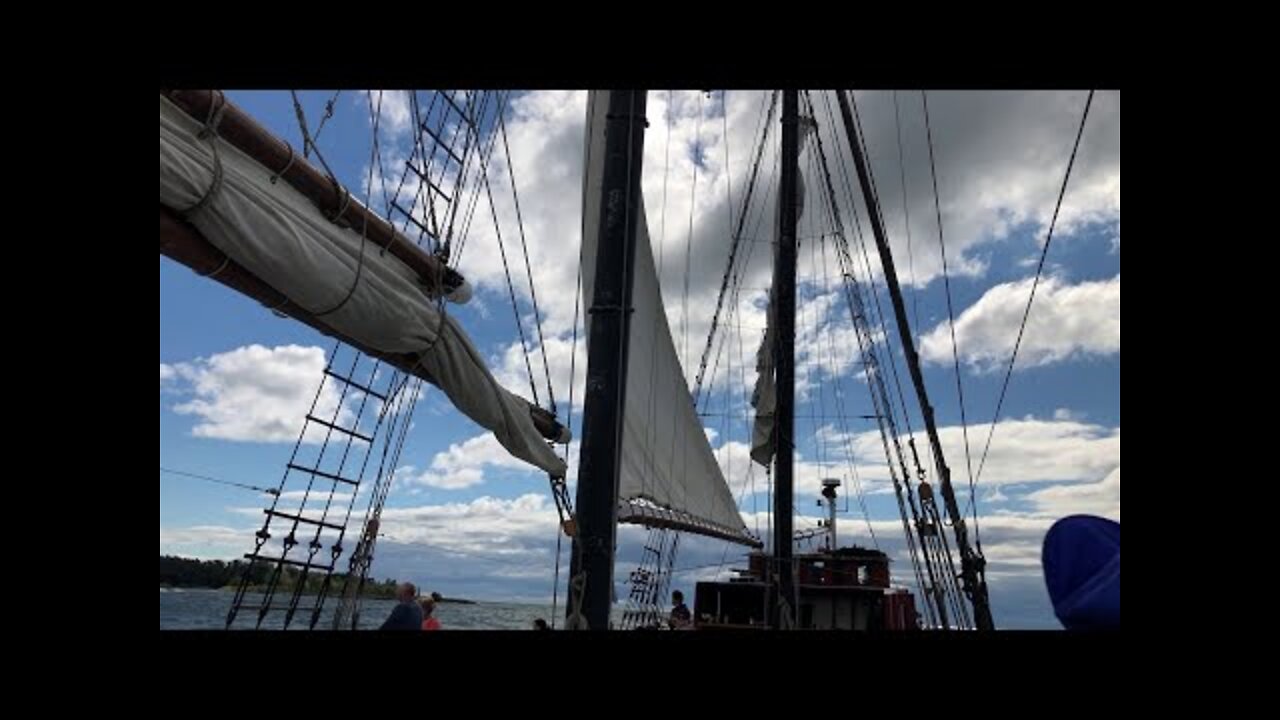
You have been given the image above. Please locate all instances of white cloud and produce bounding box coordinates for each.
[160,90,1120,626]
[397,432,572,490]
[919,275,1120,372]
[984,485,1009,503]
[866,416,1118,490]
[723,415,1119,512]
[160,525,249,561]
[853,90,1120,284]
[1027,466,1120,520]
[162,344,363,444]
[368,90,412,138]
[395,462,481,491]
[355,90,1118,416]
[1053,408,1085,421]
[493,333,587,414]
[342,90,1120,411]
[378,493,559,558]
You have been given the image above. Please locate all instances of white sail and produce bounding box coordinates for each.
[750,115,816,467]
[579,92,752,543]
[159,95,567,478]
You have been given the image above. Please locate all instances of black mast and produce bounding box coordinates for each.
[772,90,800,629]
[566,90,648,630]
[834,90,994,630]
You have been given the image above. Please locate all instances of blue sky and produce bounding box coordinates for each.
[161,90,1119,628]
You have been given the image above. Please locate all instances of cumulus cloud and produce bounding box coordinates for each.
[1027,466,1120,520]
[161,344,417,445]
[919,275,1120,371]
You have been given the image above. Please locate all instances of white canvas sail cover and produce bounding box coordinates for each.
[579,92,751,542]
[750,115,816,467]
[159,95,567,478]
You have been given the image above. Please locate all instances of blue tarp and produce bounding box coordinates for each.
[1042,515,1120,630]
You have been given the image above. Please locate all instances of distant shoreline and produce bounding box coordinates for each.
[160,556,476,603]
[159,583,400,599]
[161,586,480,605]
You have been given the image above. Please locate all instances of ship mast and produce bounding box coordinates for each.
[771,90,801,629]
[566,90,648,630]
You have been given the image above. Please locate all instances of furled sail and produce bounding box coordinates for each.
[750,115,816,467]
[159,94,567,478]
[579,92,757,546]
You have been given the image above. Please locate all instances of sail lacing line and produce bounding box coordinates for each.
[182,90,227,220]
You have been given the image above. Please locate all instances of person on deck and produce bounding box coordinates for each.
[668,590,692,630]
[379,582,424,631]
[532,618,550,630]
[420,597,441,630]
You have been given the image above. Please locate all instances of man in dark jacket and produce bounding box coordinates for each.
[668,590,692,629]
[380,582,424,630]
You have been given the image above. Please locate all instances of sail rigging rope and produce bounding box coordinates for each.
[844,92,971,625]
[820,94,920,470]
[842,96,928,480]
[809,91,937,624]
[695,108,778,419]
[310,93,383,319]
[220,90,499,629]
[161,466,279,496]
[694,99,774,547]
[893,90,923,338]
[181,90,227,221]
[441,91,482,259]
[401,91,444,251]
[451,92,500,265]
[264,93,444,627]
[550,91,602,627]
[332,373,421,629]
[311,90,343,145]
[640,90,701,584]
[458,96,513,271]
[485,167,542,407]
[805,148,880,549]
[244,348,372,628]
[798,113,832,477]
[811,188,879,550]
[328,92,500,626]
[279,90,378,320]
[553,188,587,629]
[366,92,406,251]
[722,90,736,310]
[717,91,738,545]
[437,92,488,264]
[268,140,297,186]
[693,90,778,409]
[659,89,674,298]
[289,90,342,183]
[921,90,980,544]
[709,271,768,576]
[499,106,557,416]
[682,91,704,375]
[692,91,778,545]
[969,89,1097,511]
[641,91,676,504]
